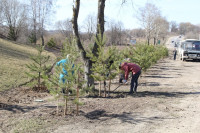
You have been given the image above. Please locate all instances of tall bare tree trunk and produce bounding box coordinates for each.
[41,24,44,46]
[72,0,106,87]
[99,81,101,96]
[33,24,37,45]
[41,32,44,46]
[153,37,156,45]
[64,87,69,116]
[92,0,105,56]
[56,88,59,115]
[72,0,94,87]
[108,79,111,96]
[76,70,80,115]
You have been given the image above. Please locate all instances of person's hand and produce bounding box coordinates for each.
[122,80,127,84]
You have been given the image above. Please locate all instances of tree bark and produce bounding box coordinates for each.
[41,33,44,46]
[153,37,156,45]
[108,79,111,96]
[72,0,94,87]
[99,81,101,96]
[92,0,106,56]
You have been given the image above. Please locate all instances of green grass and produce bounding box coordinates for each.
[0,39,56,91]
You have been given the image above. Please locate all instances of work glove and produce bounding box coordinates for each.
[122,80,127,84]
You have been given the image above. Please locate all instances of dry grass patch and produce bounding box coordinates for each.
[0,39,56,91]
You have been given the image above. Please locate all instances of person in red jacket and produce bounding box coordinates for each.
[119,62,141,94]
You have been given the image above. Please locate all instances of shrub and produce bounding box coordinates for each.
[47,38,56,48]
[124,43,168,71]
[87,34,121,97]
[25,45,50,90]
[28,32,37,44]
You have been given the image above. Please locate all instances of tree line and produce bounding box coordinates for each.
[0,0,54,45]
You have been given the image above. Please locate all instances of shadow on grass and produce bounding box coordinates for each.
[84,110,170,124]
[0,46,32,60]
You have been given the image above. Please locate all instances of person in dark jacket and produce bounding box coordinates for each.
[119,62,141,94]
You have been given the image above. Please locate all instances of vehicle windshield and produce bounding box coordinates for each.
[184,41,200,51]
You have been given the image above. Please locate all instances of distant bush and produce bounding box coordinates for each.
[47,38,56,48]
[28,33,37,44]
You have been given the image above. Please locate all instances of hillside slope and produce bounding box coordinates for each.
[0,39,56,91]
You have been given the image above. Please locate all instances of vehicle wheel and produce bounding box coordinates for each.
[180,55,182,60]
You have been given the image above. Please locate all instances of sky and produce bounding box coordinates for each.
[53,0,200,30]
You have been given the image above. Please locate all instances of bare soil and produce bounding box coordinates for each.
[1,44,200,133]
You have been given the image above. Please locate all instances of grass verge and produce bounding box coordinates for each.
[0,39,56,91]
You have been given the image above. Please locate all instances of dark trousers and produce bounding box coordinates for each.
[130,71,141,93]
[174,52,177,60]
[119,73,125,83]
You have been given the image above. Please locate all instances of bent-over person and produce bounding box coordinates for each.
[119,62,141,94]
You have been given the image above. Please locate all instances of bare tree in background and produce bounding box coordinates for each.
[106,20,124,45]
[137,3,161,45]
[29,0,54,45]
[0,0,5,38]
[170,21,178,33]
[157,17,169,42]
[179,22,200,39]
[152,16,169,45]
[29,0,38,44]
[179,22,198,35]
[55,18,73,38]
[1,0,28,41]
[0,0,4,25]
[38,0,54,46]
[83,13,96,41]
[130,28,145,38]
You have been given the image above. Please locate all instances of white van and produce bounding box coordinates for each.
[178,39,200,61]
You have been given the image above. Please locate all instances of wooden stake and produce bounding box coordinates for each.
[64,87,68,116]
[99,81,101,96]
[76,70,80,115]
[108,79,111,96]
[56,86,59,115]
[104,80,106,97]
